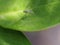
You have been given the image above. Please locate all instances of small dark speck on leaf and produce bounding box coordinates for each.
[23,10,33,14]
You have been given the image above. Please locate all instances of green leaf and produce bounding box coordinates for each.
[0,0,60,31]
[0,27,31,45]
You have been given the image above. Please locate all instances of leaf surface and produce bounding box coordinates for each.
[0,0,60,31]
[0,27,31,45]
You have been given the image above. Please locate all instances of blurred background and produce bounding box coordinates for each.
[24,25,60,45]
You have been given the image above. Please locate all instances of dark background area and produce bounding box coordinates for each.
[24,25,60,45]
